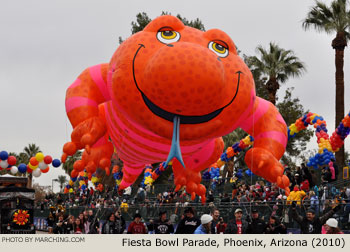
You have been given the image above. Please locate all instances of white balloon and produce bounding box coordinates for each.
[0,160,8,169]
[10,166,18,174]
[32,168,42,177]
[39,161,47,170]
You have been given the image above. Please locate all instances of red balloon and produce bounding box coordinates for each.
[27,165,33,173]
[71,169,78,178]
[41,167,50,173]
[44,155,53,164]
[7,156,17,166]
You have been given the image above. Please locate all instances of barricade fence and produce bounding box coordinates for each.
[34,200,350,232]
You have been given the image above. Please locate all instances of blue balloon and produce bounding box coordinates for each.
[0,151,8,160]
[18,163,27,173]
[71,177,77,182]
[52,159,61,167]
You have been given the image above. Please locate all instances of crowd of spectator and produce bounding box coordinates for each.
[36,161,350,234]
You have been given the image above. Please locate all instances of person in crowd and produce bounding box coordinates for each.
[175,207,201,234]
[147,219,155,234]
[127,213,147,234]
[224,208,249,234]
[291,201,340,234]
[206,190,214,203]
[287,185,306,206]
[114,210,126,234]
[194,214,213,234]
[46,206,56,234]
[301,163,313,187]
[65,215,75,234]
[123,186,132,201]
[330,158,339,180]
[247,209,266,234]
[78,212,85,226]
[53,213,66,234]
[323,218,343,234]
[120,199,129,213]
[264,215,287,234]
[321,168,332,184]
[87,209,100,234]
[73,217,84,234]
[216,217,227,234]
[102,212,118,234]
[154,211,174,234]
[210,209,220,234]
[300,179,310,192]
[309,190,320,213]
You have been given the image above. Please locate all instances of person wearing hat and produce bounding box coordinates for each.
[127,213,147,234]
[291,201,341,234]
[175,207,200,234]
[154,211,174,234]
[247,209,266,234]
[224,208,248,234]
[194,214,213,234]
[323,218,343,234]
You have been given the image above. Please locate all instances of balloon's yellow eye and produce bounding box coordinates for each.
[161,31,177,40]
[157,28,180,44]
[208,41,229,57]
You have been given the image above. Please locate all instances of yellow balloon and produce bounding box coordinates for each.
[69,180,74,186]
[69,188,73,193]
[35,152,44,162]
[28,163,38,170]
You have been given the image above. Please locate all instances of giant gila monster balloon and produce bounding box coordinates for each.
[61,15,289,202]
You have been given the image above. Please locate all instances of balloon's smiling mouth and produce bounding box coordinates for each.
[132,43,242,124]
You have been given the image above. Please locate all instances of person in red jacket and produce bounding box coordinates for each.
[127,213,147,234]
[300,179,310,192]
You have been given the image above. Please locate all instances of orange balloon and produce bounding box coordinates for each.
[63,142,77,156]
[63,15,289,199]
[30,157,39,166]
[73,160,85,172]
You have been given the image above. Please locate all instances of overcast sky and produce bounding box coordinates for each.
[1,0,350,190]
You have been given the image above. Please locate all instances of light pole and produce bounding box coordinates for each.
[52,179,58,192]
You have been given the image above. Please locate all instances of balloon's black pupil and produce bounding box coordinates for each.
[215,43,224,51]
[163,31,174,36]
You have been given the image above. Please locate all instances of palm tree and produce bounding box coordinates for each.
[303,0,350,168]
[62,150,82,175]
[247,42,306,105]
[57,175,68,192]
[19,144,41,188]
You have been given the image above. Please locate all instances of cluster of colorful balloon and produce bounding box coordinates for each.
[139,161,173,187]
[141,165,153,187]
[287,112,343,168]
[0,151,18,174]
[64,176,77,193]
[329,111,350,152]
[0,151,60,177]
[216,135,254,168]
[112,165,123,190]
[209,167,220,180]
